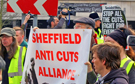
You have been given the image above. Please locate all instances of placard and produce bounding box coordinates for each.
[102,5,127,35]
[21,29,92,84]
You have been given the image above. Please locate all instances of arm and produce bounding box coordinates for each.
[87,71,97,84]
[21,14,30,30]
[54,18,66,29]
[85,62,97,84]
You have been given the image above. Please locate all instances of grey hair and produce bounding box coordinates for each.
[85,24,95,35]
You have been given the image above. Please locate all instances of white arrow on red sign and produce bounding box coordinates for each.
[7,0,58,16]
[34,0,47,15]
[8,0,23,13]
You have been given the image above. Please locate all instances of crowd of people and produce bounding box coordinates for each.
[0,8,135,84]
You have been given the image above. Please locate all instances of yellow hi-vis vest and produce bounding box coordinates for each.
[120,56,134,74]
[95,28,104,44]
[8,46,26,84]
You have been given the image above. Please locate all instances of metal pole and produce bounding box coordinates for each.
[21,13,26,24]
[123,8,128,28]
[123,8,126,15]
[33,15,38,27]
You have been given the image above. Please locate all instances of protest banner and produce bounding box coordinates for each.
[102,5,127,36]
[21,29,92,84]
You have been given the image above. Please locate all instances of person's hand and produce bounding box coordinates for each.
[23,14,30,25]
[85,61,93,73]
[33,27,39,32]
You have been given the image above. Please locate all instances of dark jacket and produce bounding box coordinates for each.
[54,18,65,29]
[103,68,128,84]
[128,65,135,84]
[88,68,129,84]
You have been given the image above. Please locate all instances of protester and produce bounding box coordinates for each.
[85,42,129,84]
[48,9,67,29]
[13,14,30,47]
[86,27,135,84]
[73,17,97,46]
[89,12,104,44]
[47,16,59,28]
[106,27,135,84]
[73,17,98,84]
[13,27,28,48]
[73,17,98,62]
[0,27,27,84]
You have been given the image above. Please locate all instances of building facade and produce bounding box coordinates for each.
[3,0,135,38]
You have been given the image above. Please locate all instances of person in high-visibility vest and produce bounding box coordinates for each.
[0,27,27,84]
[89,12,104,44]
[86,27,135,84]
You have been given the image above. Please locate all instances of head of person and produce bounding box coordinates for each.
[48,16,59,28]
[89,12,101,28]
[0,27,18,59]
[105,27,135,49]
[74,17,95,29]
[91,42,121,75]
[105,27,135,60]
[74,17,96,48]
[13,26,24,45]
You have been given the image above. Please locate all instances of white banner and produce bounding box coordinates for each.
[21,29,92,84]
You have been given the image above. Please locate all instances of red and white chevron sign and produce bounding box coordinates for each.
[7,0,58,16]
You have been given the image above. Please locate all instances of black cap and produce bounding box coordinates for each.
[108,28,132,49]
[89,12,100,21]
[74,17,95,28]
